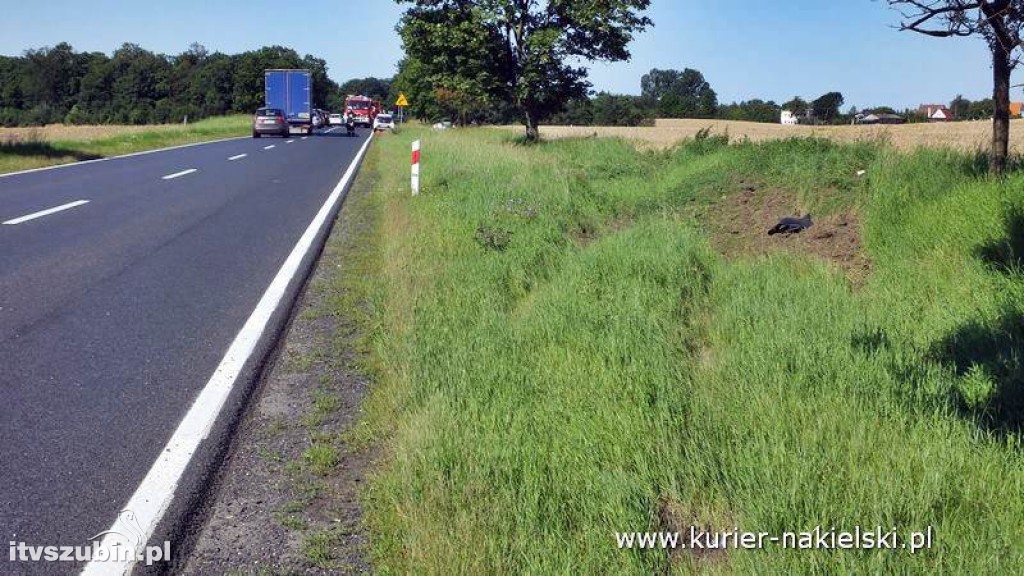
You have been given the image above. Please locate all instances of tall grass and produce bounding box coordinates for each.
[357,128,1024,573]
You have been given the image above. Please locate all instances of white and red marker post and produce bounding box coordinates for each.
[411,139,421,196]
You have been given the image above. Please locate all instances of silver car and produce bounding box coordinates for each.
[252,108,289,138]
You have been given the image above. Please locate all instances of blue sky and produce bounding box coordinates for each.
[0,0,1008,110]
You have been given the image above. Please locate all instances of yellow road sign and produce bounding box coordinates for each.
[396,92,409,107]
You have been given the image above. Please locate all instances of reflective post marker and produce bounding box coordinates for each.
[412,139,421,196]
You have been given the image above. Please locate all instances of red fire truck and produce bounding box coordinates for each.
[344,95,382,128]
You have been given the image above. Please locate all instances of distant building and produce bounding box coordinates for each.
[855,113,906,125]
[918,104,953,122]
[781,108,816,125]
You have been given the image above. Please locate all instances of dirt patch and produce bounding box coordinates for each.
[708,181,870,282]
[570,214,634,248]
[181,153,381,574]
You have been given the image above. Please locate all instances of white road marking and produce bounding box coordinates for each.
[263,145,276,150]
[228,154,247,161]
[81,132,376,576]
[324,127,337,134]
[3,200,89,225]
[301,137,308,140]
[286,139,295,144]
[161,169,197,180]
[0,136,248,179]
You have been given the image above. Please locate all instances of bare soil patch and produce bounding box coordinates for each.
[707,181,870,282]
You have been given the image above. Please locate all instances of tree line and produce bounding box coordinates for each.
[0,42,398,127]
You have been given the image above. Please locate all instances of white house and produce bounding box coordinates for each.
[780,110,798,125]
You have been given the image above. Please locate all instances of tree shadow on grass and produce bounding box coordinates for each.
[0,141,102,162]
[976,201,1024,273]
[931,310,1024,436]
[959,151,1024,178]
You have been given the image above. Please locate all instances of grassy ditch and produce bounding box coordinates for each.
[0,114,250,174]
[355,127,1024,573]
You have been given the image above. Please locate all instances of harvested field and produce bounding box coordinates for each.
[0,123,200,144]
[519,118,1024,152]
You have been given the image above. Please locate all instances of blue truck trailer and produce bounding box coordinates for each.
[265,69,313,135]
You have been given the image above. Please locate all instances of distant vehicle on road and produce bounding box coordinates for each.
[328,113,344,126]
[373,113,395,131]
[252,107,289,138]
[265,69,313,135]
[344,95,381,128]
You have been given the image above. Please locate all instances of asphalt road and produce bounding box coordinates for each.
[0,127,370,573]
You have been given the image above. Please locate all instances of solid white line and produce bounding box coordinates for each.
[161,169,197,180]
[3,199,89,225]
[263,145,275,150]
[286,139,295,144]
[228,154,247,161]
[81,132,375,576]
[0,136,248,179]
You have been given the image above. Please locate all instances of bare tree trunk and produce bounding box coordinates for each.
[992,44,1012,173]
[524,108,538,141]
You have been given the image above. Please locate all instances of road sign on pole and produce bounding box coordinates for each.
[411,139,421,196]
[396,92,409,125]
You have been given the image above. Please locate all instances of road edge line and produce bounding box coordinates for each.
[80,133,376,576]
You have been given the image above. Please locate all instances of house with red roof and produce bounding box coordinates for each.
[918,104,953,122]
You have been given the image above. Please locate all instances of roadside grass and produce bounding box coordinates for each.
[0,114,250,174]
[353,125,1024,573]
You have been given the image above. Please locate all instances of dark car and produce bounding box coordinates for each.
[252,107,289,138]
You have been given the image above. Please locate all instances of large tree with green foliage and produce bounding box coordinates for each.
[640,68,717,118]
[395,0,652,140]
[889,0,1024,172]
[811,91,845,123]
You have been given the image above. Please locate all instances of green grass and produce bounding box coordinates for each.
[0,114,250,174]
[352,127,1024,573]
[302,442,339,477]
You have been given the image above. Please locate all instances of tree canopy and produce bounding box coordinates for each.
[0,42,351,127]
[640,68,718,118]
[394,0,652,139]
[811,91,845,123]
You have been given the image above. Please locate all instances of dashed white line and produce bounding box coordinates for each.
[162,169,197,180]
[286,139,295,144]
[228,154,247,161]
[263,145,276,150]
[301,137,308,141]
[3,200,90,225]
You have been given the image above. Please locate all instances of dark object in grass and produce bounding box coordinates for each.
[768,214,813,236]
[475,226,512,251]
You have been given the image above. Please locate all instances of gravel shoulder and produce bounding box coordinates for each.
[180,145,382,575]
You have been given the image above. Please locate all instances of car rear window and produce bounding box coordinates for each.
[256,108,283,116]
[378,115,393,122]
